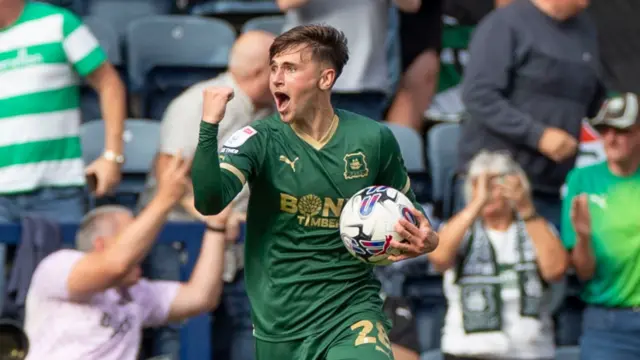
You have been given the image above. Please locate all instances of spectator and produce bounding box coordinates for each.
[277,0,422,121]
[428,151,568,360]
[457,0,606,226]
[562,92,640,360]
[386,0,443,133]
[136,30,275,359]
[23,154,226,360]
[0,0,125,316]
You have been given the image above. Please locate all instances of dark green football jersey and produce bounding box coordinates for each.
[192,109,422,342]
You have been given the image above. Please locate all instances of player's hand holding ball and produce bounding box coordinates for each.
[340,186,439,265]
[202,86,235,124]
[388,208,438,262]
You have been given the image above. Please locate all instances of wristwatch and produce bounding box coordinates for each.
[103,150,125,164]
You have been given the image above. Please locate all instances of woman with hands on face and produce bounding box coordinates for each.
[427,151,568,360]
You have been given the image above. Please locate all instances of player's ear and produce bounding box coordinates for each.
[318,68,336,91]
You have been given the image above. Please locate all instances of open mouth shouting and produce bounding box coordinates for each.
[274,91,291,113]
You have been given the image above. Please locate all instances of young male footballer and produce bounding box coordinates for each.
[192,24,439,360]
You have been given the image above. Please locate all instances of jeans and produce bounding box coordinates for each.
[143,242,182,359]
[212,271,255,360]
[580,306,640,360]
[331,92,388,121]
[0,187,86,317]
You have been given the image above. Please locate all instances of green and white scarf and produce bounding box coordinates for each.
[455,217,544,334]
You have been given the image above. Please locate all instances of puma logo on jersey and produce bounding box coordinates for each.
[279,155,299,172]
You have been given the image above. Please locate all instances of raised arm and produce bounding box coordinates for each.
[192,87,263,215]
[165,221,229,321]
[428,174,490,272]
[67,156,190,300]
[562,170,596,281]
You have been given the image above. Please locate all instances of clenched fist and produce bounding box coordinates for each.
[537,127,578,163]
[202,87,235,124]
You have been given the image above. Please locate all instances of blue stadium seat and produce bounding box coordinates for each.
[126,15,236,120]
[80,0,173,40]
[420,349,443,360]
[556,346,580,360]
[242,15,285,35]
[190,0,280,15]
[80,16,123,123]
[384,122,431,203]
[81,119,160,207]
[427,123,460,218]
[384,123,425,172]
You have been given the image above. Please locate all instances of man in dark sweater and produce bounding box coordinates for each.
[458,0,606,227]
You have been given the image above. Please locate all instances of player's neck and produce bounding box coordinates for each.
[293,102,335,141]
[0,1,24,29]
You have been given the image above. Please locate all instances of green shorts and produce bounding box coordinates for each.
[255,313,394,360]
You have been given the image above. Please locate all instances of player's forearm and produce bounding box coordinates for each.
[571,233,596,281]
[192,122,241,215]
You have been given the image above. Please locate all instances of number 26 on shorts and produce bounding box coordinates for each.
[350,320,392,354]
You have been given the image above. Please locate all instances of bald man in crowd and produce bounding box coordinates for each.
[136,30,275,359]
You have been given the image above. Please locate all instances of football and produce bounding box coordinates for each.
[339,185,417,266]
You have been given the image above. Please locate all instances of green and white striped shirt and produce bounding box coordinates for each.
[0,1,106,194]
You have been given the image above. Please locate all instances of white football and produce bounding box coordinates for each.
[340,185,417,266]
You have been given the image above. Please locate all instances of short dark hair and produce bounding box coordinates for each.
[269,24,349,78]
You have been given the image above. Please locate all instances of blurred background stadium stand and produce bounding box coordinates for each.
[3,0,633,358]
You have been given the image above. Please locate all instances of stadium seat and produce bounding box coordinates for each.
[556,346,580,360]
[420,349,443,360]
[126,15,236,120]
[81,119,160,207]
[383,123,425,172]
[383,122,431,203]
[80,0,173,40]
[241,15,285,35]
[427,123,460,218]
[80,16,123,123]
[190,0,280,16]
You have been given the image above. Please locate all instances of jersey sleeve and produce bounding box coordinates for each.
[29,250,84,300]
[133,280,181,328]
[192,122,265,215]
[61,9,107,77]
[376,126,426,217]
[561,168,581,250]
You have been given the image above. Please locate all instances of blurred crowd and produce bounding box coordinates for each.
[1,0,640,360]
